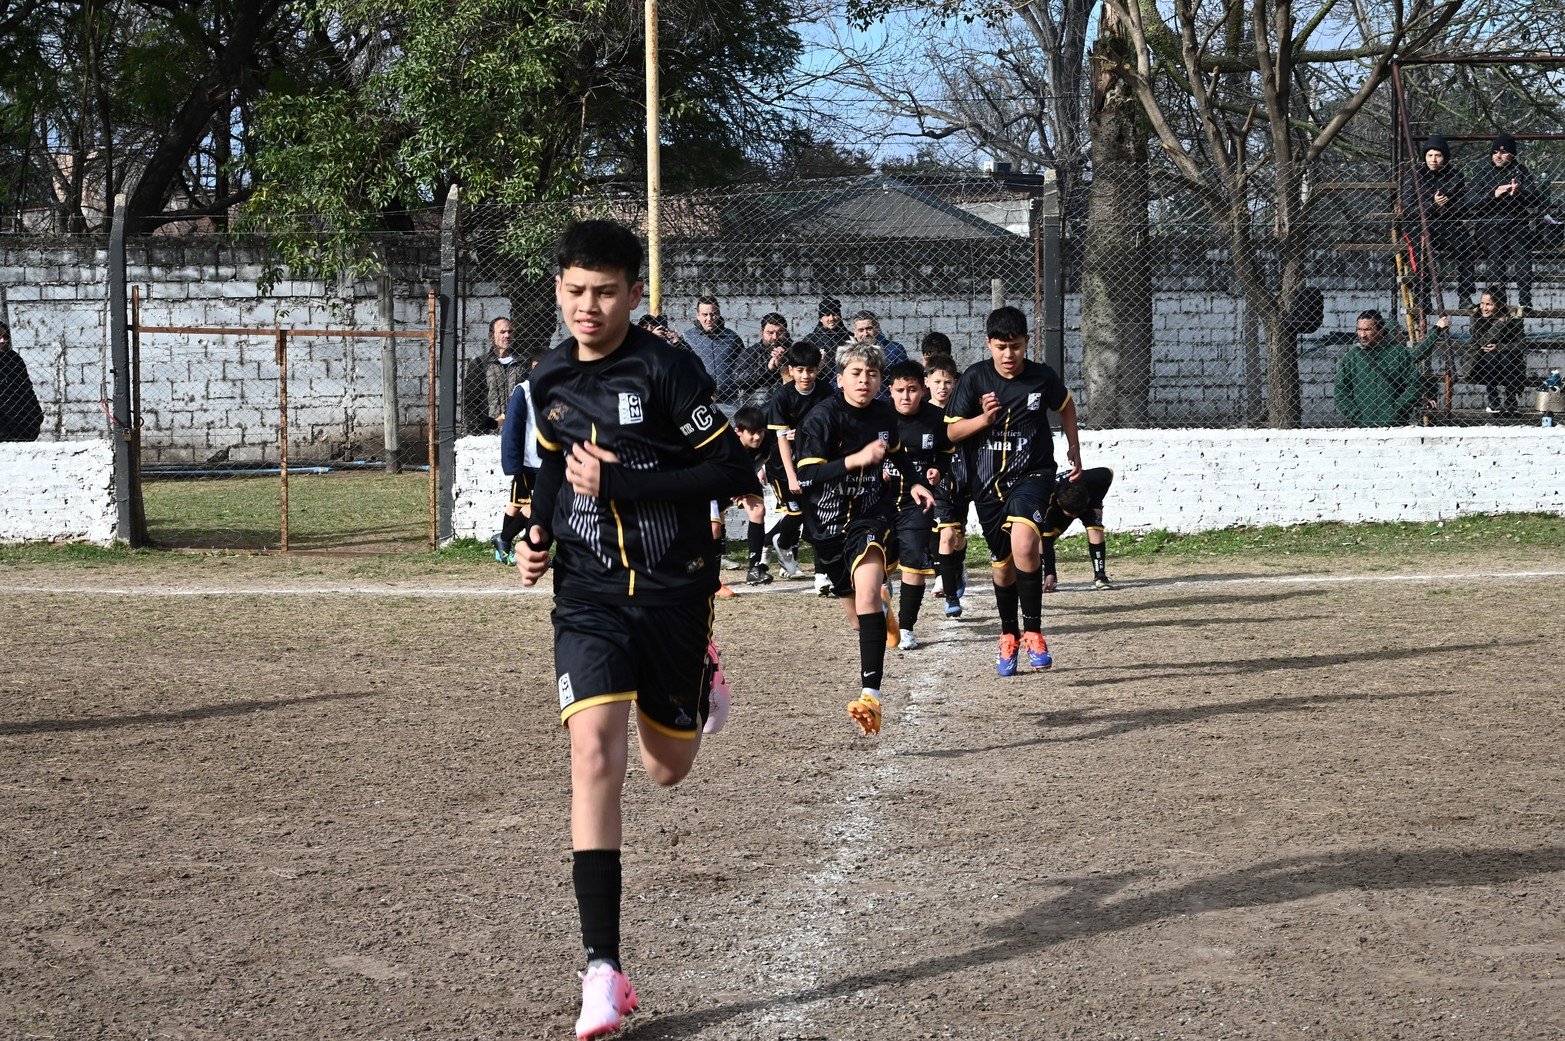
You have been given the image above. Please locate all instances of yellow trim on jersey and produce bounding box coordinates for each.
[609,501,630,566]
[694,421,730,449]
[536,431,562,452]
[560,691,636,726]
[1057,388,1074,410]
[638,710,700,740]
[943,413,969,424]
[766,423,789,431]
[797,457,828,465]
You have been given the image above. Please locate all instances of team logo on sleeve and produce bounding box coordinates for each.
[618,393,644,425]
[558,673,575,709]
[1028,393,1042,410]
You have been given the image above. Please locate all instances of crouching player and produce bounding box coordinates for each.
[515,220,759,1039]
[946,306,1083,677]
[923,355,969,615]
[797,342,935,735]
[885,360,952,649]
[1042,467,1117,591]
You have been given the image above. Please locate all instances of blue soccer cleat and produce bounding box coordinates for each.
[1024,632,1053,671]
[996,634,1019,677]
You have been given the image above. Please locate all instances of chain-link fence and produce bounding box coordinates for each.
[457,174,1565,430]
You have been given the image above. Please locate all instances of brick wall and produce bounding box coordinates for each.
[0,439,115,544]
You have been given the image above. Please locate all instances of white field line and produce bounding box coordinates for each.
[2,568,1563,599]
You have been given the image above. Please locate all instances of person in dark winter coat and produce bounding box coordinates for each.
[462,316,528,434]
[0,321,44,442]
[798,297,845,386]
[1399,134,1473,307]
[1334,310,1435,427]
[1468,288,1527,415]
[1466,133,1542,310]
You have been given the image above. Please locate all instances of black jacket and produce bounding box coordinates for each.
[0,350,43,442]
[1466,158,1541,231]
[1399,161,1466,230]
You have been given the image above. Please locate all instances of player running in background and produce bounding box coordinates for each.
[884,360,952,649]
[732,405,775,585]
[764,341,835,592]
[514,219,759,1040]
[946,306,1083,677]
[923,354,969,616]
[797,342,935,735]
[1042,467,1117,592]
[493,364,541,565]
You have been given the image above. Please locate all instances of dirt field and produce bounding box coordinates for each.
[3,548,1564,1040]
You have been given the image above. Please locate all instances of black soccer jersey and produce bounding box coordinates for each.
[796,395,925,541]
[529,324,759,604]
[887,402,951,504]
[947,359,1071,501]
[1039,467,1114,536]
[764,380,833,481]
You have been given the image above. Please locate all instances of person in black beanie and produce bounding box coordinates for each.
[1466,132,1541,310]
[799,296,845,385]
[1398,134,1473,309]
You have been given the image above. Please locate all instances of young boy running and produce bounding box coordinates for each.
[515,220,759,1039]
[1041,466,1117,591]
[732,405,775,585]
[945,307,1083,677]
[797,343,935,735]
[764,341,834,590]
[923,355,970,616]
[493,368,540,565]
[885,360,952,649]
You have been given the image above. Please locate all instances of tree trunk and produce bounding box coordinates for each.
[1081,15,1152,427]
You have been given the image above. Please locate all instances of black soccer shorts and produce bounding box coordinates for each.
[552,594,714,739]
[895,502,935,575]
[975,472,1055,565]
[813,516,899,598]
[767,475,803,517]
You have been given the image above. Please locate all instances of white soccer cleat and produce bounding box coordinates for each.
[899,629,919,650]
[575,964,639,1040]
[814,573,833,597]
[772,535,801,578]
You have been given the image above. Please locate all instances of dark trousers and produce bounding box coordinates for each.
[1474,224,1532,309]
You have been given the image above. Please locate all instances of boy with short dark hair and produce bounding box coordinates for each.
[884,360,951,649]
[732,405,775,584]
[515,219,759,1039]
[945,306,1083,677]
[765,341,834,590]
[797,343,935,735]
[1041,466,1117,591]
[923,355,969,616]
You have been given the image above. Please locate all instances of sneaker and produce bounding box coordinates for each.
[575,963,639,1040]
[899,629,919,650]
[944,599,963,619]
[1485,406,1500,415]
[814,573,834,597]
[996,634,1019,677]
[745,564,773,586]
[847,691,882,735]
[772,536,800,578]
[703,642,731,735]
[1024,631,1053,670]
[490,531,513,565]
[1093,575,1116,591]
[720,556,744,571]
[716,582,737,600]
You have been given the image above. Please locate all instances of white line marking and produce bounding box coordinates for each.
[1,568,1561,598]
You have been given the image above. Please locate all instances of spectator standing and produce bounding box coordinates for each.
[1333,310,1432,427]
[683,295,745,402]
[462,316,527,434]
[749,311,791,404]
[800,297,846,383]
[637,313,686,348]
[0,321,43,443]
[852,310,907,399]
[1399,134,1473,308]
[1466,133,1541,311]
[1469,287,1527,415]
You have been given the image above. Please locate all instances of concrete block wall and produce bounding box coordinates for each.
[449,427,1565,543]
[0,440,116,544]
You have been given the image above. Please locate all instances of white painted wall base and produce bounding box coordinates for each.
[0,440,116,545]
[450,428,1565,544]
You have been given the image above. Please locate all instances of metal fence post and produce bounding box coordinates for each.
[108,193,141,546]
[377,272,402,473]
[1038,187,1065,377]
[437,185,460,543]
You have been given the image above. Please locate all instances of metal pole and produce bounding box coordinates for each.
[109,193,138,545]
[646,0,663,314]
[427,290,438,551]
[437,186,460,543]
[277,329,289,552]
[129,285,145,543]
[1032,196,1044,362]
[1040,184,1066,376]
[378,273,402,473]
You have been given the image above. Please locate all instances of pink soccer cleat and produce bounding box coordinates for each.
[575,963,639,1039]
[703,642,731,735]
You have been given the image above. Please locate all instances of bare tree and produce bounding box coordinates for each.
[1107,0,1462,427]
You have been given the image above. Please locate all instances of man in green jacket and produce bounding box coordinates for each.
[1334,310,1439,427]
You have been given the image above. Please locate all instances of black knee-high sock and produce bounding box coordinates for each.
[1016,566,1043,632]
[994,581,1020,638]
[573,849,621,969]
[857,612,887,690]
[939,551,964,601]
[1089,540,1107,579]
[747,521,765,567]
[899,580,924,632]
[500,510,526,546]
